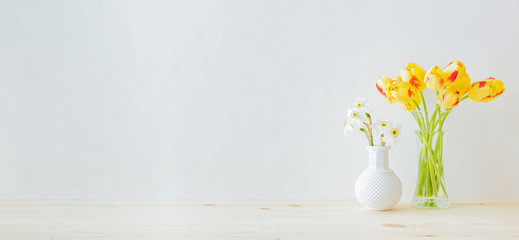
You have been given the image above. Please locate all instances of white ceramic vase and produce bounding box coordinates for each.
[355,146,402,211]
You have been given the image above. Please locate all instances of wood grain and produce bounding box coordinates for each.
[0,201,517,239]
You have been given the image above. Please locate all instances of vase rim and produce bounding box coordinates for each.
[366,145,391,151]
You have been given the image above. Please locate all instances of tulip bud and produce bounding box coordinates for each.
[467,77,505,102]
[387,81,419,104]
[425,66,447,91]
[376,76,401,104]
[443,61,467,87]
[401,63,426,91]
[437,88,461,108]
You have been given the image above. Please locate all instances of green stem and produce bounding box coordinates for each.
[428,104,440,131]
[435,121,449,199]
[420,92,429,130]
[413,100,426,131]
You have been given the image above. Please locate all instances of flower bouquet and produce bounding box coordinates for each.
[375,61,505,209]
[344,99,401,147]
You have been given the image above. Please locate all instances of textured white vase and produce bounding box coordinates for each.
[355,146,402,211]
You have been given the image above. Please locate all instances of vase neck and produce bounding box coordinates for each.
[366,146,392,172]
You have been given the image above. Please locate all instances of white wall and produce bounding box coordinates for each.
[0,0,518,200]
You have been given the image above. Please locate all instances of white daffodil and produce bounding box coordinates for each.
[344,119,355,137]
[352,99,374,127]
[377,120,402,146]
[353,98,373,111]
[347,107,370,130]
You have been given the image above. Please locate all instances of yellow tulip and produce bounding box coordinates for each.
[443,61,467,88]
[387,80,420,104]
[376,76,400,104]
[424,66,447,91]
[449,71,471,95]
[467,77,505,102]
[437,88,461,108]
[400,93,422,111]
[401,63,426,91]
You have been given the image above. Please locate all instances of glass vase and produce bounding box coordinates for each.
[411,130,449,209]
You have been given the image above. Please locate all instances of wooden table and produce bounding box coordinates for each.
[0,201,517,239]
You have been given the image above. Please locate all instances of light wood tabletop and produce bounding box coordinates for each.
[0,201,517,239]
